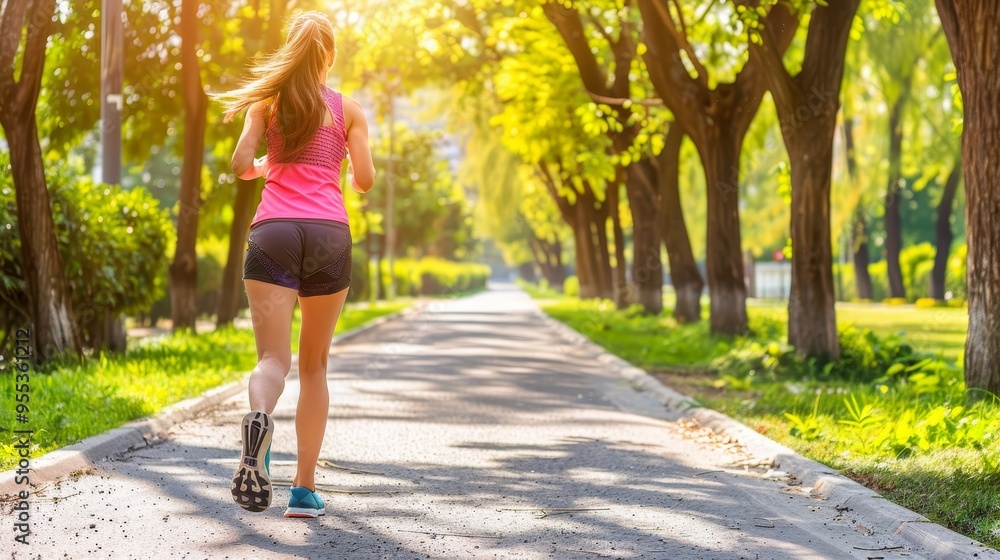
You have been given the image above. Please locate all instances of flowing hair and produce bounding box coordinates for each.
[212,11,336,162]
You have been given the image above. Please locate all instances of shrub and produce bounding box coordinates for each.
[882,297,909,306]
[946,243,967,301]
[713,324,934,385]
[563,275,580,297]
[915,298,946,308]
[900,243,936,301]
[417,257,490,295]
[0,154,173,350]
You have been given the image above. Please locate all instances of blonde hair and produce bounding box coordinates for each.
[213,11,336,162]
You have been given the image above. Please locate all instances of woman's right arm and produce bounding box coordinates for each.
[343,96,376,193]
[231,102,268,180]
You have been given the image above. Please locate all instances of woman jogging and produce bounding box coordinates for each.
[212,10,375,518]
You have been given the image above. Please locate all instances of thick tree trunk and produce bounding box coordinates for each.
[751,0,859,359]
[217,178,260,326]
[655,124,704,323]
[936,0,1000,395]
[588,194,614,300]
[842,116,873,299]
[2,118,81,360]
[0,0,80,361]
[694,125,747,336]
[883,96,907,299]
[787,127,840,358]
[624,160,663,314]
[931,163,961,300]
[608,180,629,309]
[170,0,208,330]
[573,199,600,299]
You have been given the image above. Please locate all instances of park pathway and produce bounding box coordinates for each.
[18,285,946,559]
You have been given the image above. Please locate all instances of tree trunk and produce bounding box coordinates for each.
[572,199,600,299]
[786,127,840,358]
[0,0,80,361]
[842,116,873,300]
[517,262,538,283]
[936,0,1000,395]
[170,0,208,331]
[883,95,908,299]
[2,118,81,361]
[637,1,797,336]
[218,0,281,327]
[931,162,961,300]
[528,233,566,288]
[750,0,860,359]
[608,180,629,309]
[851,207,874,300]
[587,190,614,300]
[217,178,260,326]
[624,160,663,314]
[655,124,704,323]
[693,123,747,336]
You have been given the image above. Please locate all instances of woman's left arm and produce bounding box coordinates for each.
[231,102,268,180]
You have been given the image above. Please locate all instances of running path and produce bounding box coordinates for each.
[15,285,939,558]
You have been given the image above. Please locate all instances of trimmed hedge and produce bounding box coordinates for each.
[378,257,490,296]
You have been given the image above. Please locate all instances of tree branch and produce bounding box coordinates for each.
[584,11,617,50]
[0,0,29,95]
[797,0,861,95]
[587,91,663,107]
[652,0,709,89]
[741,0,800,112]
[536,160,575,226]
[15,0,55,109]
[636,0,705,127]
[542,2,610,96]
[694,0,720,26]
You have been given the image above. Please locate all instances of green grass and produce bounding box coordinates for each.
[0,300,409,471]
[536,294,1000,549]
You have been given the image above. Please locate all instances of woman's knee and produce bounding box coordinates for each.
[259,353,293,377]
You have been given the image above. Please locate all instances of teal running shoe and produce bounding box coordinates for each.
[284,486,326,518]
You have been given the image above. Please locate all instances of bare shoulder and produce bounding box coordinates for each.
[247,100,269,121]
[341,95,367,122]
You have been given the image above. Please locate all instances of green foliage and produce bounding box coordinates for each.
[0,154,172,349]
[563,275,580,297]
[374,258,490,298]
[417,258,491,296]
[900,242,935,300]
[367,124,476,260]
[516,278,561,299]
[946,243,967,301]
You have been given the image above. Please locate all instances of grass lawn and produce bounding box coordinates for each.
[749,299,969,362]
[537,294,1000,549]
[0,300,410,472]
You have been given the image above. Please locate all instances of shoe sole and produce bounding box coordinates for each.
[284,506,326,518]
[231,411,273,512]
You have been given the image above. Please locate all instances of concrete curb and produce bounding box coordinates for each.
[0,304,419,498]
[537,311,1000,559]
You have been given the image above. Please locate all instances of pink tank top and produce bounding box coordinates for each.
[252,87,349,226]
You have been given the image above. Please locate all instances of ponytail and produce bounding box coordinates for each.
[211,11,336,162]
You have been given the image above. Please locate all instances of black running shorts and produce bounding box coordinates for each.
[243,219,352,297]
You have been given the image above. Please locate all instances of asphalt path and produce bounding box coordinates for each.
[7,286,957,559]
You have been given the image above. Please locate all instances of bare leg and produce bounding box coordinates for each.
[292,287,349,491]
[245,279,298,414]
